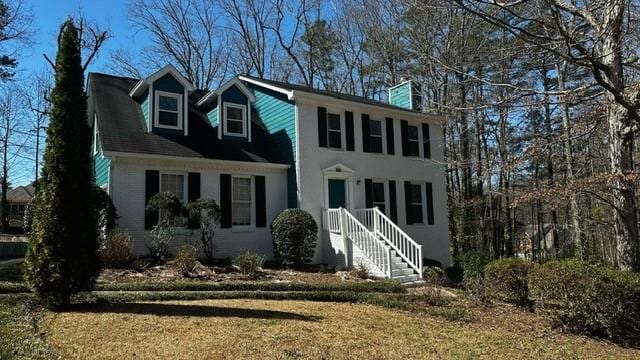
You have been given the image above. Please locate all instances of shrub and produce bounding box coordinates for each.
[422,266,446,286]
[22,198,35,234]
[462,251,489,303]
[145,222,173,264]
[146,192,183,225]
[93,184,118,239]
[185,199,221,263]
[444,266,463,287]
[100,231,133,268]
[232,251,264,277]
[530,259,640,345]
[484,258,532,308]
[172,245,199,275]
[352,263,370,279]
[270,209,318,267]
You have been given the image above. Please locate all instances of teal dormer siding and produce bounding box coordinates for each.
[247,83,297,208]
[207,103,218,127]
[389,81,411,110]
[93,142,110,188]
[151,73,185,134]
[140,88,149,128]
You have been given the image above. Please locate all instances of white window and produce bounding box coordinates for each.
[93,115,99,155]
[327,113,342,148]
[370,119,383,153]
[224,103,247,137]
[159,172,186,226]
[155,91,183,130]
[232,176,252,226]
[407,124,420,157]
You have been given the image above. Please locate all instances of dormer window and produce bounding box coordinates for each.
[155,91,183,130]
[224,103,247,137]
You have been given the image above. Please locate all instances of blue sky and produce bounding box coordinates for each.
[20,0,137,76]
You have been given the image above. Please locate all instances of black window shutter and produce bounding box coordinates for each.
[426,182,434,224]
[364,179,373,208]
[389,180,398,223]
[220,174,232,228]
[187,172,201,229]
[404,181,413,225]
[345,111,355,151]
[422,123,431,159]
[361,113,371,152]
[401,120,409,156]
[144,170,159,230]
[318,107,327,147]
[255,176,266,227]
[385,117,395,155]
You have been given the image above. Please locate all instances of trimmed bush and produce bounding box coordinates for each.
[484,258,532,308]
[93,184,118,238]
[270,209,318,267]
[232,251,264,277]
[172,245,199,275]
[422,266,446,286]
[530,259,640,345]
[100,231,133,269]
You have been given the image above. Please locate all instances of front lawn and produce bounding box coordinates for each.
[41,299,639,359]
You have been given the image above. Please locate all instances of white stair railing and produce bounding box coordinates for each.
[367,207,422,275]
[325,208,342,233]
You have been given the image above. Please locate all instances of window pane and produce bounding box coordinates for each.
[370,137,383,153]
[328,131,342,148]
[232,203,251,226]
[159,95,178,112]
[158,111,178,126]
[411,184,422,204]
[161,174,185,201]
[226,119,244,134]
[233,178,251,201]
[328,113,341,130]
[373,182,385,203]
[370,120,382,135]
[232,177,252,226]
[227,106,244,120]
[408,125,419,140]
[411,204,423,223]
[408,141,419,157]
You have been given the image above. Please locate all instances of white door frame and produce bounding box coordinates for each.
[322,163,354,211]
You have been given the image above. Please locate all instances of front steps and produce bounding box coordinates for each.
[389,249,421,284]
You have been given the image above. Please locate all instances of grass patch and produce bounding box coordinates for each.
[0,296,55,359]
[42,299,640,359]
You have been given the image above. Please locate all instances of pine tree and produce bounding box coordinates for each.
[24,20,99,307]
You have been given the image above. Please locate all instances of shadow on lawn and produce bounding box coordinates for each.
[64,303,323,321]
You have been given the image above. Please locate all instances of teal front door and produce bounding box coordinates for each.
[328,179,346,208]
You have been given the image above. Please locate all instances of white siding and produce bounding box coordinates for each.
[296,100,451,267]
[111,157,288,258]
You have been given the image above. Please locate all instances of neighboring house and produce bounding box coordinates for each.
[88,65,449,283]
[6,184,34,231]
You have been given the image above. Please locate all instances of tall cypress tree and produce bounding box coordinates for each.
[24,20,99,307]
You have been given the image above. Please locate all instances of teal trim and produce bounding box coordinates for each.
[93,142,110,187]
[140,89,149,127]
[389,82,411,110]
[247,83,297,207]
[207,103,218,127]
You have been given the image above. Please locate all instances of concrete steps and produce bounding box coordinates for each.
[388,248,421,284]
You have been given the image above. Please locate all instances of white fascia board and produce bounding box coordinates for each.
[102,150,291,170]
[238,76,295,100]
[129,64,196,97]
[197,77,256,107]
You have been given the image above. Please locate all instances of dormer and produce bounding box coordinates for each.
[129,64,196,136]
[197,77,256,141]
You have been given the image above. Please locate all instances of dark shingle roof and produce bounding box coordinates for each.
[88,73,288,165]
[240,74,421,114]
[7,185,35,202]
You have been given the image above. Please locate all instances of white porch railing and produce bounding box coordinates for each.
[341,208,392,278]
[355,207,423,275]
[326,208,342,233]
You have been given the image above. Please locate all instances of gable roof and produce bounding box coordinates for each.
[196,77,256,107]
[7,185,35,202]
[129,64,196,98]
[239,75,423,115]
[88,72,288,165]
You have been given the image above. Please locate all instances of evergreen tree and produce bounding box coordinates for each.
[24,20,99,307]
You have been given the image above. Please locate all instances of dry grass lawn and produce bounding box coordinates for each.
[42,299,639,359]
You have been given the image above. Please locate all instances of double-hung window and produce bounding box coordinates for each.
[407,124,420,157]
[327,113,342,149]
[232,176,252,226]
[369,119,383,153]
[224,103,247,137]
[156,92,182,129]
[372,181,386,213]
[160,172,186,226]
[409,183,423,224]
